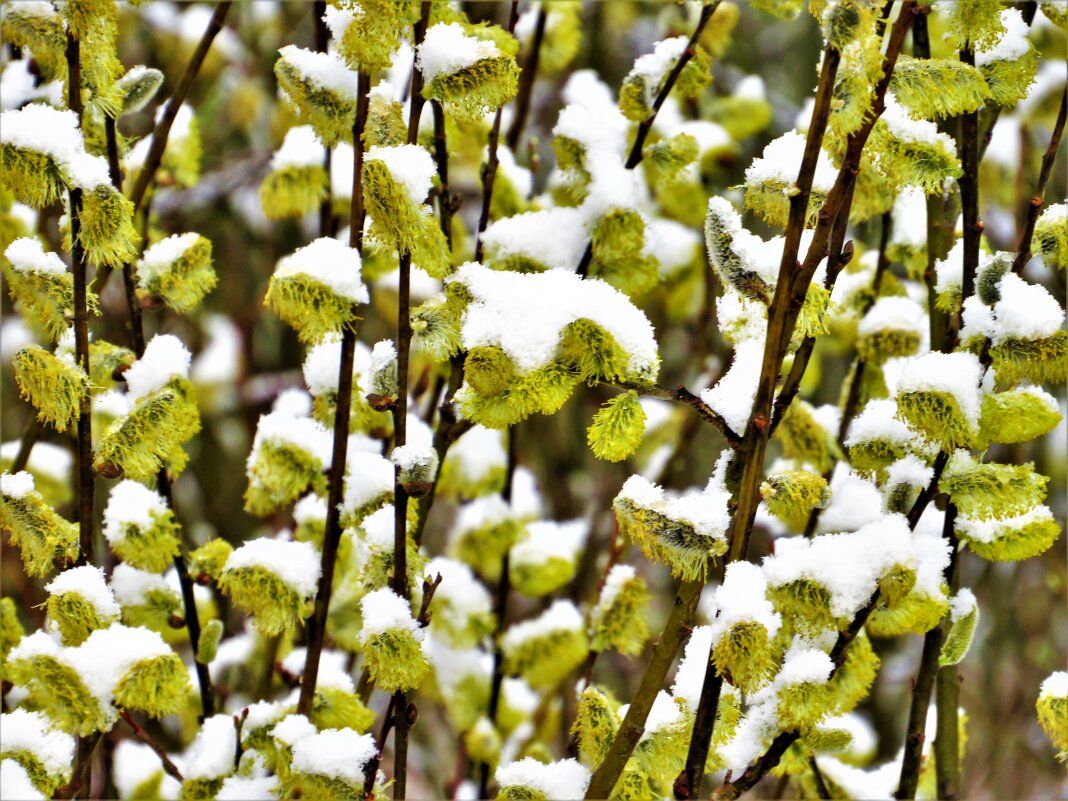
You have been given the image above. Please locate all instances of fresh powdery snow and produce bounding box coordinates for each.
[109,563,173,607]
[216,774,279,801]
[138,232,203,278]
[746,130,837,191]
[113,741,180,800]
[858,296,929,344]
[342,451,395,513]
[671,625,715,713]
[501,600,583,650]
[270,125,324,170]
[303,336,373,396]
[1040,671,1068,699]
[251,411,334,468]
[123,334,192,401]
[0,470,36,499]
[975,8,1033,66]
[270,714,318,747]
[0,104,111,190]
[447,261,659,378]
[223,538,322,598]
[278,45,359,99]
[102,479,169,545]
[0,759,44,801]
[445,425,507,484]
[365,144,437,206]
[423,557,493,620]
[845,399,916,449]
[707,562,782,644]
[893,351,984,428]
[702,337,766,435]
[359,588,420,637]
[185,713,238,779]
[417,22,501,84]
[4,237,67,275]
[511,519,588,568]
[290,728,377,784]
[989,272,1065,343]
[479,207,590,272]
[617,474,732,542]
[496,757,590,800]
[44,565,121,621]
[274,238,368,303]
[949,588,978,622]
[0,709,75,777]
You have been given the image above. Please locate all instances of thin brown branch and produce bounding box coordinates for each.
[298,70,372,718]
[1012,83,1067,274]
[9,416,41,474]
[809,755,832,800]
[120,711,184,783]
[128,2,233,214]
[505,5,548,151]
[609,382,743,449]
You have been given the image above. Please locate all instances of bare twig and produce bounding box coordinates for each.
[505,5,548,152]
[1012,83,1067,274]
[120,711,184,783]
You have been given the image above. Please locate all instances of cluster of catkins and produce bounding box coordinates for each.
[1,0,1066,800]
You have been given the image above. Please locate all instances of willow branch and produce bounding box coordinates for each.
[934,509,961,801]
[65,33,94,570]
[120,711,184,783]
[128,2,233,214]
[609,381,742,449]
[297,70,372,718]
[505,5,547,152]
[1012,83,1067,274]
[10,416,41,474]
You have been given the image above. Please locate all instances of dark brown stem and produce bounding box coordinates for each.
[906,450,948,530]
[120,711,184,783]
[297,70,372,717]
[478,425,519,799]
[128,2,232,214]
[474,1,520,262]
[1012,83,1067,274]
[505,5,547,152]
[65,33,94,571]
[159,471,215,718]
[624,2,718,170]
[361,693,397,799]
[10,416,41,473]
[430,100,455,249]
[809,755,832,800]
[313,0,334,238]
[584,578,703,799]
[679,668,723,797]
[934,507,961,800]
[958,48,980,303]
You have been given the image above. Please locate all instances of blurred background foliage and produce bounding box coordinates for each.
[1,1,1064,798]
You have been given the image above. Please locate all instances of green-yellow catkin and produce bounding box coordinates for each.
[572,686,620,768]
[2,260,92,344]
[776,401,841,473]
[336,0,411,73]
[46,593,118,647]
[0,143,69,210]
[795,283,836,341]
[589,209,660,297]
[78,183,141,268]
[821,0,875,48]
[644,134,699,192]
[760,471,830,531]
[940,453,1048,520]
[365,91,407,149]
[705,199,772,303]
[0,598,24,669]
[361,628,430,693]
[13,346,88,433]
[115,652,191,717]
[530,2,581,74]
[711,622,778,695]
[109,508,182,574]
[94,380,201,481]
[767,579,840,635]
[264,272,361,345]
[889,57,991,120]
[5,650,110,736]
[1036,679,1068,761]
[895,389,976,451]
[509,551,576,599]
[422,43,520,122]
[777,678,833,733]
[589,569,650,656]
[867,585,949,637]
[2,731,72,797]
[274,55,357,148]
[942,0,1006,50]
[88,340,134,389]
[245,442,329,517]
[1,4,66,81]
[587,391,646,463]
[1033,204,1067,270]
[940,594,979,667]
[116,66,164,114]
[502,622,588,691]
[196,618,224,665]
[613,496,726,582]
[311,687,376,733]
[979,45,1038,107]
[958,510,1062,562]
[189,539,233,581]
[827,630,879,714]
[978,388,1062,447]
[620,44,710,122]
[449,513,525,582]
[218,566,313,636]
[362,159,450,277]
[868,121,963,194]
[990,331,1068,388]
[751,0,804,20]
[136,234,216,312]
[0,483,79,578]
[260,164,328,220]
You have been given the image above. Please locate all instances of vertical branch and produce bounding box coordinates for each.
[957,47,980,304]
[1012,84,1067,274]
[477,426,518,799]
[934,510,961,800]
[505,5,547,152]
[474,0,520,262]
[390,7,433,797]
[128,1,233,214]
[297,70,373,717]
[65,32,94,570]
[313,0,334,239]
